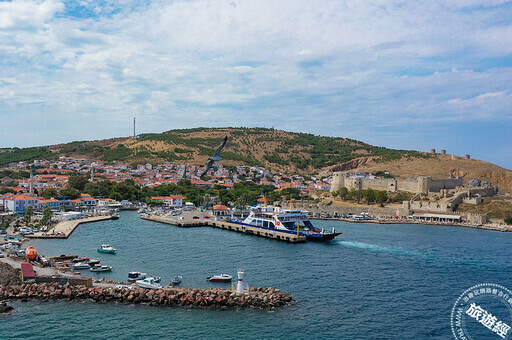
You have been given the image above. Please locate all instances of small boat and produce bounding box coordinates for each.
[97,244,116,254]
[111,213,120,220]
[149,275,161,283]
[90,265,112,272]
[136,277,162,289]
[207,274,232,282]
[128,271,147,282]
[171,275,182,285]
[86,259,101,266]
[72,262,91,270]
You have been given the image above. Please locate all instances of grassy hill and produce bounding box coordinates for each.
[1,127,511,193]
[0,127,427,170]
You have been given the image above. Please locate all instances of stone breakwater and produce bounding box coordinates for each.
[0,283,293,310]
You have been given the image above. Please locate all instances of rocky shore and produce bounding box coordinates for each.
[0,283,293,310]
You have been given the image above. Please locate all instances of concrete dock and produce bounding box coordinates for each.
[27,215,113,239]
[142,215,306,243]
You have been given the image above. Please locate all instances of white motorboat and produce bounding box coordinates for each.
[72,262,91,270]
[128,271,147,282]
[136,277,162,289]
[90,265,112,272]
[207,274,232,282]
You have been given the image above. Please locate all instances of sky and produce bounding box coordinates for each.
[0,0,511,169]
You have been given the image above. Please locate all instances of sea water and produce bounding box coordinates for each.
[1,211,511,339]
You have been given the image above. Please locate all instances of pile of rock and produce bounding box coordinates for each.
[0,262,21,286]
[0,283,293,310]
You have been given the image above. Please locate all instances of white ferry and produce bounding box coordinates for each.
[230,204,341,242]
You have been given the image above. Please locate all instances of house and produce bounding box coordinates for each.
[150,196,185,208]
[97,198,122,208]
[213,204,229,217]
[3,194,40,213]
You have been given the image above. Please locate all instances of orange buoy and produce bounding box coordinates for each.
[26,246,38,261]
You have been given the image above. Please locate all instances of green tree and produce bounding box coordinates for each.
[59,187,81,199]
[505,217,512,225]
[42,188,58,199]
[68,175,89,191]
[336,187,349,200]
[24,206,34,224]
[350,188,362,203]
[362,188,376,204]
[376,191,388,204]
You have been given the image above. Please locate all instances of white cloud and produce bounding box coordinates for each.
[0,0,511,166]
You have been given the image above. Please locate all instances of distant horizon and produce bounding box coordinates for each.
[1,1,511,169]
[1,126,510,171]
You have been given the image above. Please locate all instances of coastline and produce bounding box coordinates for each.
[313,216,512,232]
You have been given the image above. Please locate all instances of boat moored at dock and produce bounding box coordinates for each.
[229,204,341,242]
[136,277,162,289]
[90,265,112,272]
[128,271,146,282]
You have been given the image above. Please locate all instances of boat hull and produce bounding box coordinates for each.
[97,249,116,254]
[229,220,341,242]
[306,232,342,242]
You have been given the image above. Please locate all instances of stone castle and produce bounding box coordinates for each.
[330,173,463,194]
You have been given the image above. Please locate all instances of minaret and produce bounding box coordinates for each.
[29,167,34,195]
[236,269,245,295]
[133,117,136,138]
[90,164,94,182]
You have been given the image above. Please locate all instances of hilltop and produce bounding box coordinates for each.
[1,127,511,193]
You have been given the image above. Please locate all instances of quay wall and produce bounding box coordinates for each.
[0,283,293,310]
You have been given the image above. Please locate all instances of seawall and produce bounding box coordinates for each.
[0,283,293,310]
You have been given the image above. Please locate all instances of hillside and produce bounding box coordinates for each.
[0,127,427,172]
[1,127,511,193]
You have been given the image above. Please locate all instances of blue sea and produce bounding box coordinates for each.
[2,211,512,339]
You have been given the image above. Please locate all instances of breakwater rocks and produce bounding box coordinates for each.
[0,283,293,310]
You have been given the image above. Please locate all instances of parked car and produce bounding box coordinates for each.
[0,230,7,234]
[203,216,210,219]
[192,216,200,219]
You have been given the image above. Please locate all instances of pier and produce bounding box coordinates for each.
[26,215,113,239]
[141,215,307,243]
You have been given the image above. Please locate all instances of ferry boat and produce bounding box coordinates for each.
[230,204,341,242]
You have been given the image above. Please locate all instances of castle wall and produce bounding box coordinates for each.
[425,177,463,192]
[331,172,464,194]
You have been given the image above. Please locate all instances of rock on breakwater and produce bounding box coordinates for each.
[0,283,293,310]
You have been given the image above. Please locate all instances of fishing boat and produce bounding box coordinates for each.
[136,277,162,289]
[229,202,341,242]
[90,265,112,272]
[171,275,182,285]
[97,244,116,254]
[128,271,146,282]
[207,274,232,282]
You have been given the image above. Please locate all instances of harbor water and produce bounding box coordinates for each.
[2,211,512,339]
